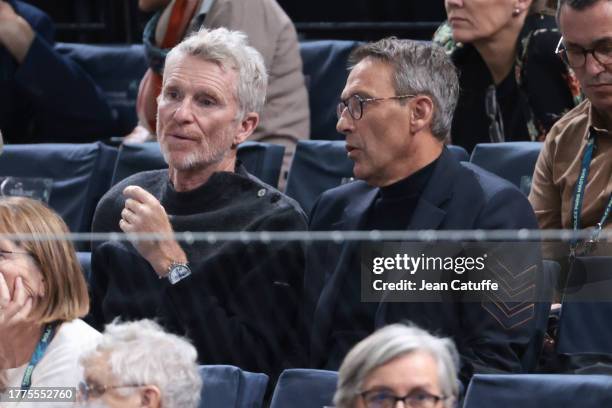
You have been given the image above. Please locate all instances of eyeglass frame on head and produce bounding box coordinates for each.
[359,388,448,408]
[78,380,145,401]
[555,36,612,69]
[336,94,416,120]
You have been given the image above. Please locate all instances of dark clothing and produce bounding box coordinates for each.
[329,157,439,363]
[305,148,540,385]
[1,1,114,143]
[90,166,308,376]
[435,14,579,152]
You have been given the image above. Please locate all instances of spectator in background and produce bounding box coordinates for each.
[0,197,99,402]
[0,0,115,144]
[305,38,539,386]
[334,324,460,408]
[529,0,612,257]
[435,0,580,152]
[90,28,307,379]
[132,0,310,187]
[78,319,201,408]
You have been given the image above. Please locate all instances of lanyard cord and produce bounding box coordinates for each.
[570,129,612,257]
[20,323,56,391]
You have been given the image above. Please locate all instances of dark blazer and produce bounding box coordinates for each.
[305,147,540,384]
[0,1,114,143]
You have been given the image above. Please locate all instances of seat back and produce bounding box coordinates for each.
[285,140,353,214]
[56,43,148,135]
[198,365,268,408]
[469,142,543,194]
[557,256,612,355]
[300,40,361,140]
[464,374,612,407]
[111,141,285,188]
[0,143,117,234]
[269,369,338,408]
[285,140,470,214]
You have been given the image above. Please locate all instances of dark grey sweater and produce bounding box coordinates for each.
[90,165,308,376]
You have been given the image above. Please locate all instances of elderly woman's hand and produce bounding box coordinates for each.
[0,273,33,330]
[0,1,35,63]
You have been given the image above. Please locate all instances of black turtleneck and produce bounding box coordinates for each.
[365,156,440,230]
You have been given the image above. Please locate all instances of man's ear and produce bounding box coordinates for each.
[409,95,434,135]
[140,385,162,408]
[233,112,259,147]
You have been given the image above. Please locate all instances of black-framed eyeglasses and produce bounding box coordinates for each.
[360,389,447,408]
[78,381,144,401]
[555,36,612,69]
[337,94,416,120]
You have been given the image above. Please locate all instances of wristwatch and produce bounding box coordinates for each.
[166,261,192,285]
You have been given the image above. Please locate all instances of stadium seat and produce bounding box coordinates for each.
[285,140,470,214]
[77,251,92,283]
[198,365,269,408]
[469,142,543,194]
[56,43,148,135]
[300,40,361,140]
[111,141,285,188]
[464,374,612,407]
[0,142,117,234]
[557,256,612,356]
[269,369,338,408]
[447,144,469,162]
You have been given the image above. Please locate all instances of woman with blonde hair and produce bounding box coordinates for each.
[0,197,99,403]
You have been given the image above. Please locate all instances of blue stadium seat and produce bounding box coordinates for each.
[285,140,352,214]
[269,369,338,408]
[0,143,117,234]
[447,144,469,162]
[285,140,469,214]
[111,141,285,188]
[198,365,269,408]
[469,142,543,194]
[464,374,612,407]
[300,40,361,140]
[557,256,612,356]
[77,251,92,283]
[55,43,148,135]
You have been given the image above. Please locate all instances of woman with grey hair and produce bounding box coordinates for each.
[78,319,202,408]
[334,324,459,408]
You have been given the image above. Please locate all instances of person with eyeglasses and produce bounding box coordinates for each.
[305,38,540,388]
[333,324,459,408]
[0,197,100,405]
[77,319,201,408]
[435,0,581,152]
[529,0,612,261]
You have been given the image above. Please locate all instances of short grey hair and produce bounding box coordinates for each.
[80,319,202,408]
[334,323,460,408]
[348,38,459,141]
[556,0,610,24]
[165,27,268,120]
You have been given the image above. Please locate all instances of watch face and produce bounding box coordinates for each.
[169,264,191,284]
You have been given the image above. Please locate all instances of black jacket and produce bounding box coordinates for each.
[305,148,541,384]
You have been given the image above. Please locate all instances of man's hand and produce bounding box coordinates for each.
[0,1,35,63]
[119,185,187,277]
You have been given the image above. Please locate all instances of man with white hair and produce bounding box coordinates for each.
[78,319,201,408]
[90,27,307,377]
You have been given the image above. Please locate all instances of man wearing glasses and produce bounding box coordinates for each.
[529,0,612,254]
[305,38,539,387]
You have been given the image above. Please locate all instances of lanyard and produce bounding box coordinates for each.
[20,323,56,391]
[570,129,612,256]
